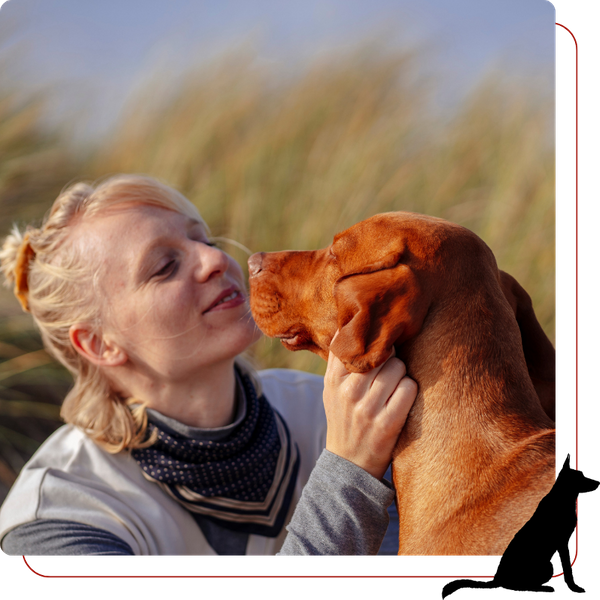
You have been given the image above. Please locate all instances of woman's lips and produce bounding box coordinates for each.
[203,288,245,313]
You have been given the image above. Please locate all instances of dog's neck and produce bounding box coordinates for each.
[392,384,554,554]
[391,305,555,554]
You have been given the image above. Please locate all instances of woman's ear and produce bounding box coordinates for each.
[69,323,127,367]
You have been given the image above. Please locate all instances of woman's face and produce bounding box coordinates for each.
[74,202,261,380]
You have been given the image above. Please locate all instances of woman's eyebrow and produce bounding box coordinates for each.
[185,218,207,236]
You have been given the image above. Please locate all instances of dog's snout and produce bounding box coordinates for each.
[248,252,264,277]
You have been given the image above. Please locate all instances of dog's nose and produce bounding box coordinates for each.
[248,253,264,277]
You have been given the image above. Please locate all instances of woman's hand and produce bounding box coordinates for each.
[323,345,418,481]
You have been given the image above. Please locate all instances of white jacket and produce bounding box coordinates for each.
[0,369,326,555]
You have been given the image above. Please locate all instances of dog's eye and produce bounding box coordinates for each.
[329,248,336,259]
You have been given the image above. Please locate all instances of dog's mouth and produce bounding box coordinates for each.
[275,332,319,352]
[276,333,301,345]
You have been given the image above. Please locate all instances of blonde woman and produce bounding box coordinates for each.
[0,175,416,555]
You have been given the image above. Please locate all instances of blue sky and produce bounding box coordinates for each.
[0,0,555,138]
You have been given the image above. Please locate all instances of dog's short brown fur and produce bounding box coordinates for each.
[248,211,555,555]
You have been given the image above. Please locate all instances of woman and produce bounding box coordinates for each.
[0,174,417,555]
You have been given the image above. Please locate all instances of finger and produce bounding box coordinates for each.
[324,354,350,388]
[370,358,410,412]
[373,356,407,387]
[366,356,406,403]
[384,376,418,427]
[325,346,350,383]
[358,358,407,417]
[326,352,348,375]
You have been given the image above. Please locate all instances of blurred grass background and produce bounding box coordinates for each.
[0,40,554,502]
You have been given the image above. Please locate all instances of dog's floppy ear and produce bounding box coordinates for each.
[329,262,429,373]
[499,270,555,422]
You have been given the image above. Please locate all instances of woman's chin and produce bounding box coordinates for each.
[204,321,262,365]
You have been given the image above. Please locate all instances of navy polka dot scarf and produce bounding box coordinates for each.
[132,370,300,537]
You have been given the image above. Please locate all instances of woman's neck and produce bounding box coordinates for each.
[109,358,239,429]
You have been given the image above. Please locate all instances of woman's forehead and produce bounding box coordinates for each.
[98,200,200,222]
[91,203,203,235]
[71,203,205,264]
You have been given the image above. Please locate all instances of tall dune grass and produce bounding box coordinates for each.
[0,42,554,494]
[86,45,554,372]
[0,48,79,496]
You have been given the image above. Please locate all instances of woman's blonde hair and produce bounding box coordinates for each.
[0,174,212,453]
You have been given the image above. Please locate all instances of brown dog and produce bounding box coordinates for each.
[248,211,555,555]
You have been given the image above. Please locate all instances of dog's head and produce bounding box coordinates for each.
[248,211,498,373]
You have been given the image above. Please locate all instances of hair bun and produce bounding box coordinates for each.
[14,232,36,312]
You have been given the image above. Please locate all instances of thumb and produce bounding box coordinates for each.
[325,331,349,381]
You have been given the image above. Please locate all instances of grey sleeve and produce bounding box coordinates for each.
[1,519,134,555]
[278,449,395,555]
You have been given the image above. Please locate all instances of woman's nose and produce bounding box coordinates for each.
[194,243,230,282]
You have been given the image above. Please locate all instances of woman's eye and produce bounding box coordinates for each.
[153,260,176,278]
[190,234,216,247]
